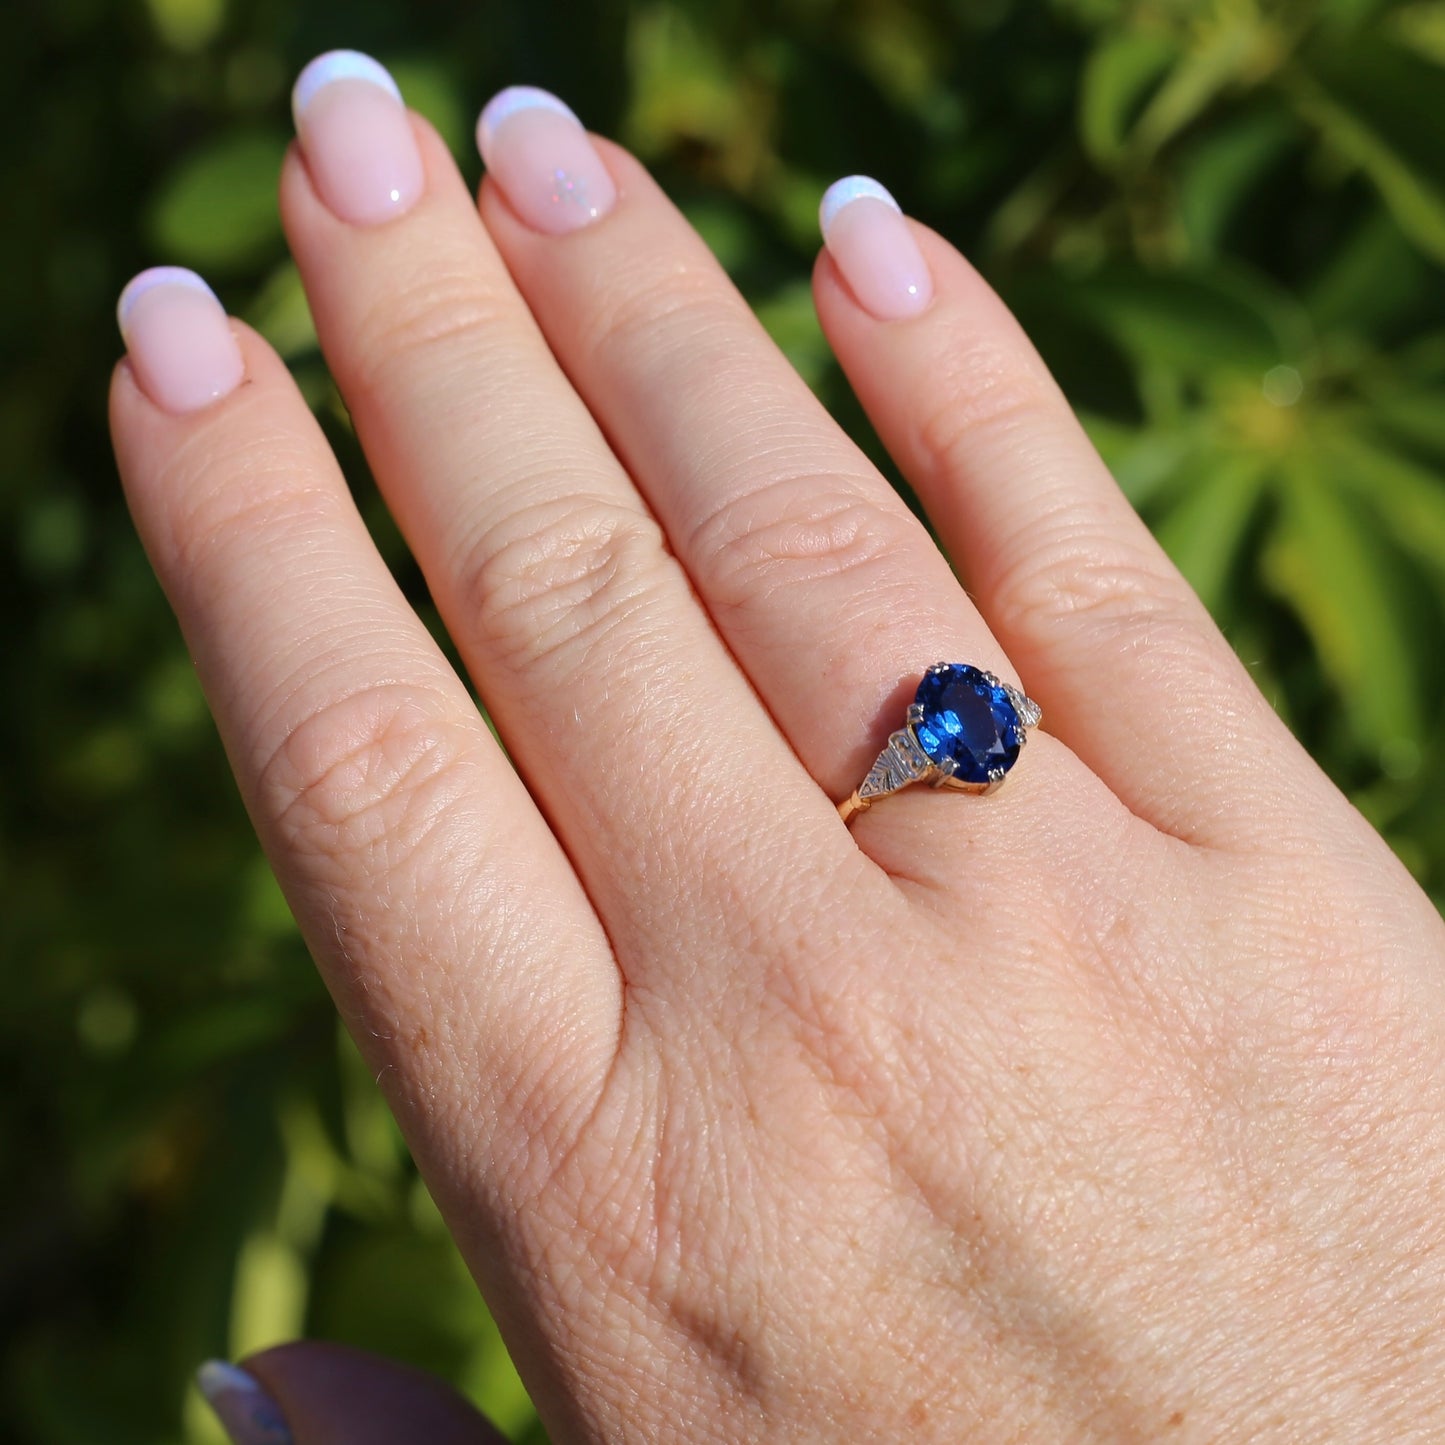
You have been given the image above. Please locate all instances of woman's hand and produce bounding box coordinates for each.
[111,56,1445,1443]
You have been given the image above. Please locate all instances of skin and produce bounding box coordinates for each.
[110,115,1445,1443]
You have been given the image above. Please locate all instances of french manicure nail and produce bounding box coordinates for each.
[476,86,617,235]
[117,267,245,415]
[196,1361,293,1445]
[819,176,934,321]
[292,50,424,225]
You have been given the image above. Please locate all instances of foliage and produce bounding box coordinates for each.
[3,1,1443,1440]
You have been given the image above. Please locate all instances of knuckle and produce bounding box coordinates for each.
[913,339,1058,481]
[170,481,331,584]
[259,683,472,874]
[460,496,672,673]
[577,262,728,377]
[154,414,334,579]
[692,478,920,615]
[994,523,1208,655]
[349,261,516,394]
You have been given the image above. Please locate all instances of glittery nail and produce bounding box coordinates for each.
[476,85,617,235]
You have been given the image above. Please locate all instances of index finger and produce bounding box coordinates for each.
[109,289,620,1199]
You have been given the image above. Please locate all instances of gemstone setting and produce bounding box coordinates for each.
[911,663,1024,785]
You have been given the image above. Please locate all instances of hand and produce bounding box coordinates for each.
[111,55,1445,1443]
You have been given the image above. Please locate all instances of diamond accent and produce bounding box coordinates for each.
[858,727,933,801]
[1004,683,1042,729]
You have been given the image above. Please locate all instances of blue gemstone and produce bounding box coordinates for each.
[912,664,1023,784]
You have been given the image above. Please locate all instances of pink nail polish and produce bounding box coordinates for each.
[475,86,617,235]
[819,176,934,322]
[117,268,245,415]
[292,50,424,226]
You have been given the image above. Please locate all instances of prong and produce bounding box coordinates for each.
[907,702,925,725]
[936,755,959,778]
[981,768,1008,795]
[928,663,949,675]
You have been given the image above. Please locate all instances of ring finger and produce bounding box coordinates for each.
[472,89,1111,850]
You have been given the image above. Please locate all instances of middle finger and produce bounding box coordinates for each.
[281,55,846,969]
[474,88,1050,809]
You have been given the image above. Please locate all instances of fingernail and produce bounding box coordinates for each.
[196,1361,293,1445]
[819,176,933,321]
[292,50,424,226]
[475,86,617,235]
[117,268,245,415]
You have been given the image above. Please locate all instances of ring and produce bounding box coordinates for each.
[837,663,1042,825]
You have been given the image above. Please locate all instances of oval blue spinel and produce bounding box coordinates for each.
[912,664,1022,784]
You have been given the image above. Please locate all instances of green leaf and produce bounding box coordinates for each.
[1369,390,1445,461]
[148,131,288,272]
[754,279,830,392]
[1390,2,1445,66]
[245,261,316,361]
[144,0,224,53]
[1034,266,1296,377]
[1154,451,1269,612]
[1080,413,1210,508]
[1297,35,1445,263]
[1176,109,1298,259]
[624,6,750,157]
[1263,454,1422,749]
[229,1227,311,1358]
[388,59,468,159]
[1079,29,1178,166]
[1304,207,1431,335]
[1320,425,1445,577]
[1129,14,1271,160]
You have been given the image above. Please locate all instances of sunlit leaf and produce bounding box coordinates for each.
[1079,28,1178,166]
[1130,13,1273,160]
[1263,455,1422,750]
[1154,451,1270,612]
[388,59,468,159]
[754,279,830,392]
[245,260,316,360]
[1298,36,1445,263]
[624,6,752,158]
[1390,1,1445,66]
[1321,425,1445,578]
[149,131,288,272]
[1081,414,1209,508]
[230,1228,310,1357]
[145,0,225,53]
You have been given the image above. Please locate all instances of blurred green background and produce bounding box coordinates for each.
[6,0,1445,1439]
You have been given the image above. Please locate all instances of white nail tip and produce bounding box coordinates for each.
[196,1360,293,1444]
[292,50,402,125]
[116,266,218,332]
[819,176,902,238]
[196,1361,262,1398]
[476,86,582,158]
